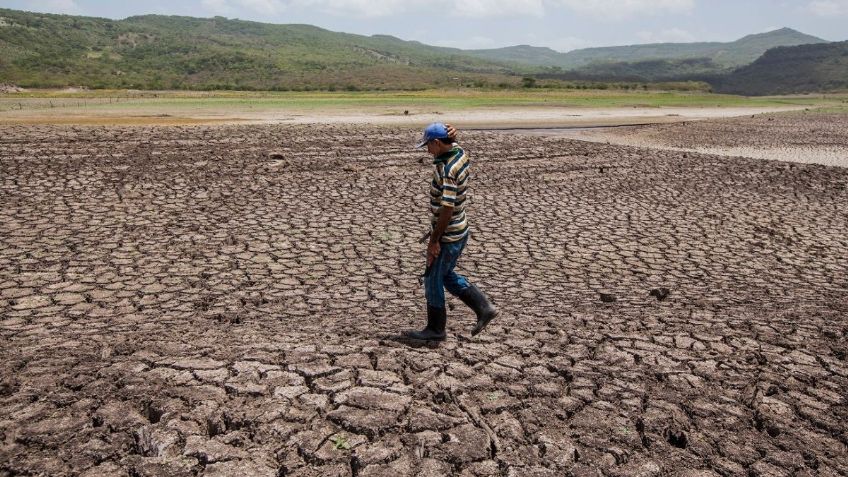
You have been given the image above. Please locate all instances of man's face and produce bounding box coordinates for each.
[426,139,438,156]
[426,139,451,156]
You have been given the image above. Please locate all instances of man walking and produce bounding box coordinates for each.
[404,123,498,341]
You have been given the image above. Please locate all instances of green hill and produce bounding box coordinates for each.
[537,57,729,83]
[467,45,567,68]
[714,41,848,95]
[467,28,827,70]
[0,7,841,95]
[0,8,515,90]
[540,41,848,95]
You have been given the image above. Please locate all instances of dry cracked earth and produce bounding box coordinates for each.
[0,122,847,477]
[598,112,848,168]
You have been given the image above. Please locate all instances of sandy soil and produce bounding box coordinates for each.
[540,111,848,167]
[260,106,810,128]
[0,104,808,128]
[1,124,846,476]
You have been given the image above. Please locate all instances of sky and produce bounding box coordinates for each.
[1,0,847,52]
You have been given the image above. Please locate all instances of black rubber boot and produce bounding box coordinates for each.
[404,305,447,341]
[458,285,498,336]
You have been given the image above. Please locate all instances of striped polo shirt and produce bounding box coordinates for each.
[430,144,470,243]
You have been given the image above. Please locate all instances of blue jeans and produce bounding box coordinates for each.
[424,235,471,309]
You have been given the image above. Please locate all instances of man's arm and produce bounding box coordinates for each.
[427,205,453,266]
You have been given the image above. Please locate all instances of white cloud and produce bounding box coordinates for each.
[808,0,848,16]
[636,27,696,43]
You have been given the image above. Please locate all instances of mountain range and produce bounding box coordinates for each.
[0,7,844,95]
[466,28,827,69]
[714,40,848,95]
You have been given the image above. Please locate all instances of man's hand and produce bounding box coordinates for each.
[428,205,452,266]
[445,123,458,141]
[427,240,440,267]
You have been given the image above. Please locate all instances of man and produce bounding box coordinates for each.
[404,123,498,341]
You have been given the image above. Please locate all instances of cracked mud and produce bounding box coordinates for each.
[557,112,848,168]
[1,122,847,476]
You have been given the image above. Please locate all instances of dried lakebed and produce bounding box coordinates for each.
[0,125,846,476]
[540,112,848,168]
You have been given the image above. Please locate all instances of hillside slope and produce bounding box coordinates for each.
[467,45,567,68]
[715,41,848,95]
[468,28,827,69]
[537,58,727,83]
[0,8,514,90]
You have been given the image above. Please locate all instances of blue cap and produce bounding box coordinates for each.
[416,122,449,148]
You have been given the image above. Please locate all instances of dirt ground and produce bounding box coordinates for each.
[0,102,809,128]
[545,112,848,167]
[0,122,846,476]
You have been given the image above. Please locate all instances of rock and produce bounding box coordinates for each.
[600,293,617,303]
[649,288,670,301]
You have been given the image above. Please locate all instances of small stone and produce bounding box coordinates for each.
[649,288,670,301]
[600,293,617,303]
